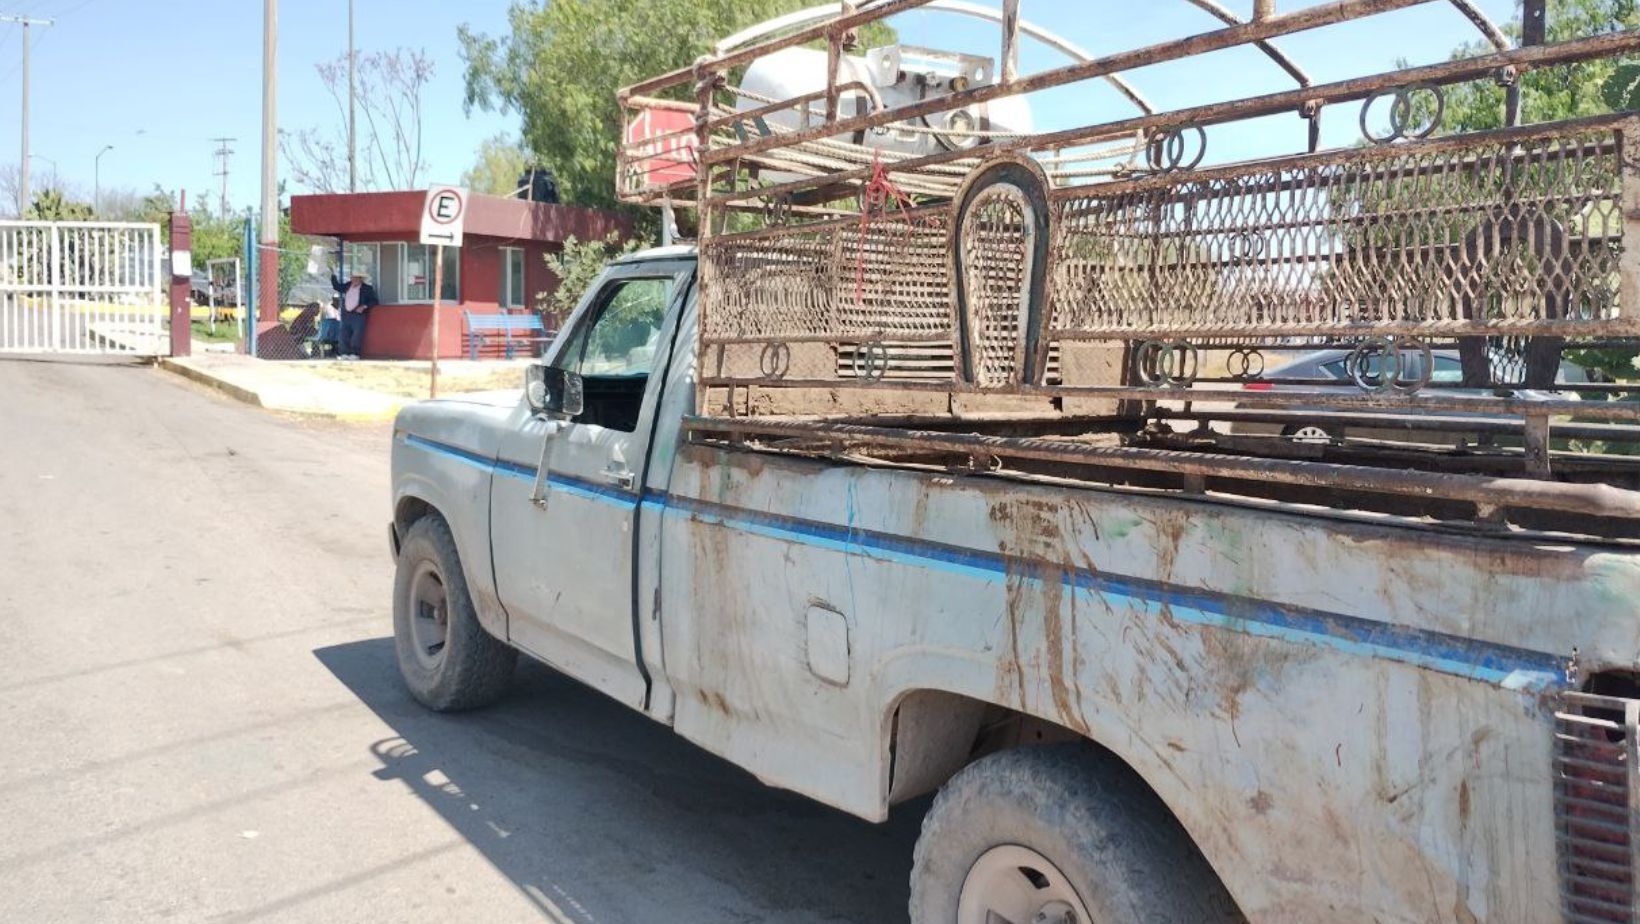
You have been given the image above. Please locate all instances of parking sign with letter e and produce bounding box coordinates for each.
[419,185,469,248]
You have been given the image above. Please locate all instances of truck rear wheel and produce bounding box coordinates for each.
[910,744,1243,924]
[392,514,516,712]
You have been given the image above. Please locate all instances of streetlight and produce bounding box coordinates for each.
[94,145,113,215]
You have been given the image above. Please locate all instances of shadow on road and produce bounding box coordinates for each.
[315,638,927,923]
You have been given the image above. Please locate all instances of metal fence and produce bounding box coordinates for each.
[0,220,164,354]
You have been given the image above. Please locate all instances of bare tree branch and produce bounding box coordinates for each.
[281,48,433,194]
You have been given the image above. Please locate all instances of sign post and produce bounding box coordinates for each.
[419,185,467,398]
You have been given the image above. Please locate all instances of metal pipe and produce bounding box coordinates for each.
[1181,0,1310,86]
[682,415,1640,520]
[695,376,1640,423]
[1000,0,1020,84]
[695,0,1441,168]
[703,32,1640,206]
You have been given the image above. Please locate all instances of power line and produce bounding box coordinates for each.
[211,136,237,217]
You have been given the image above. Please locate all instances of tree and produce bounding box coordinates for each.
[459,1,894,211]
[1,163,73,219]
[460,134,532,196]
[1414,0,1638,132]
[25,188,93,222]
[540,233,646,324]
[281,49,436,193]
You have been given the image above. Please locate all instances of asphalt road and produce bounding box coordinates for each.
[0,356,925,923]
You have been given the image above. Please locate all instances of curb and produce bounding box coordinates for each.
[158,357,266,407]
[157,357,404,422]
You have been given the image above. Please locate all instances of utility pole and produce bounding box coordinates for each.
[347,0,357,192]
[259,0,278,332]
[1,14,54,216]
[210,136,236,218]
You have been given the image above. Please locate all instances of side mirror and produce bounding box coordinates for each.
[525,364,584,419]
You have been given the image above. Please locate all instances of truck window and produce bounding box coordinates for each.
[555,276,674,432]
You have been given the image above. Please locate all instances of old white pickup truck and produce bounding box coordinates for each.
[390,247,1640,924]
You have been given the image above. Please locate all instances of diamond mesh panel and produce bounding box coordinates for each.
[1048,130,1629,340]
[701,217,954,342]
[960,186,1032,387]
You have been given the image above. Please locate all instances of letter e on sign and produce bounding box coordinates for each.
[419,185,469,248]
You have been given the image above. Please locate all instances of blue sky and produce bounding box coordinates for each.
[0,0,1522,212]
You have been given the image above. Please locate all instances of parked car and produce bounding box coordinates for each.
[1229,348,1593,443]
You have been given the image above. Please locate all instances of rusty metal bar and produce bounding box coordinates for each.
[620,0,937,100]
[1507,0,1547,127]
[1183,0,1311,86]
[697,377,1640,423]
[1525,413,1553,475]
[1153,408,1640,444]
[1000,0,1021,84]
[704,31,1640,207]
[682,415,1640,520]
[699,0,1442,168]
[1446,0,1511,50]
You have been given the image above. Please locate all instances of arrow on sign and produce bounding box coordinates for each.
[419,185,469,248]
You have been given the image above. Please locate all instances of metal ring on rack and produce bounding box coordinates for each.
[1144,125,1207,174]
[1360,83,1445,145]
[1135,339,1199,388]
[1228,232,1266,261]
[1389,337,1433,394]
[1225,348,1266,381]
[1347,336,1427,393]
[758,342,791,380]
[852,339,888,382]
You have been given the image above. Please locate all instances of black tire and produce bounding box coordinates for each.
[392,514,516,711]
[910,743,1245,924]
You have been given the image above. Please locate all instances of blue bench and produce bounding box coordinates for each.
[464,311,553,361]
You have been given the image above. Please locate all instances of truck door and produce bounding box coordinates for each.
[489,264,688,709]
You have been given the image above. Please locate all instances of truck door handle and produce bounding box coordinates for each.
[599,468,636,491]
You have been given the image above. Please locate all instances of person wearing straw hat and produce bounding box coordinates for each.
[331,268,380,360]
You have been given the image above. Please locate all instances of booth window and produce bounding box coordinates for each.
[501,247,526,309]
[343,243,379,285]
[399,244,460,303]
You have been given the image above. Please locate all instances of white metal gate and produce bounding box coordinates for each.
[0,220,165,354]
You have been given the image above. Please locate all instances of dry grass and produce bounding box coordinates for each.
[307,363,526,398]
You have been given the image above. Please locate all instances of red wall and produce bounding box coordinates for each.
[356,236,565,360]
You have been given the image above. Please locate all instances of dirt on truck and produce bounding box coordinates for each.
[390,3,1640,922]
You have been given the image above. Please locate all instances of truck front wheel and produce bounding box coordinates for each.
[392,514,516,711]
[910,744,1243,924]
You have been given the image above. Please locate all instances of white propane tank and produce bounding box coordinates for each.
[735,44,1033,164]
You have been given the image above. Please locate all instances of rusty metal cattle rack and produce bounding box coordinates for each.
[618,0,1640,522]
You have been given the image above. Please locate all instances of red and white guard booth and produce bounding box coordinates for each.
[289,190,631,360]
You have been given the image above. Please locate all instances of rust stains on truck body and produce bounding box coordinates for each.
[657,439,1635,922]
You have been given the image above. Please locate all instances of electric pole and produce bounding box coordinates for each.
[1,14,54,216]
[211,137,236,218]
[259,0,278,330]
[347,0,356,193]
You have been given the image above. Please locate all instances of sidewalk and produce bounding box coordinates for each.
[158,353,531,421]
[160,353,410,421]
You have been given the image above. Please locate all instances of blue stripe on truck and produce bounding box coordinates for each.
[404,433,1567,692]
